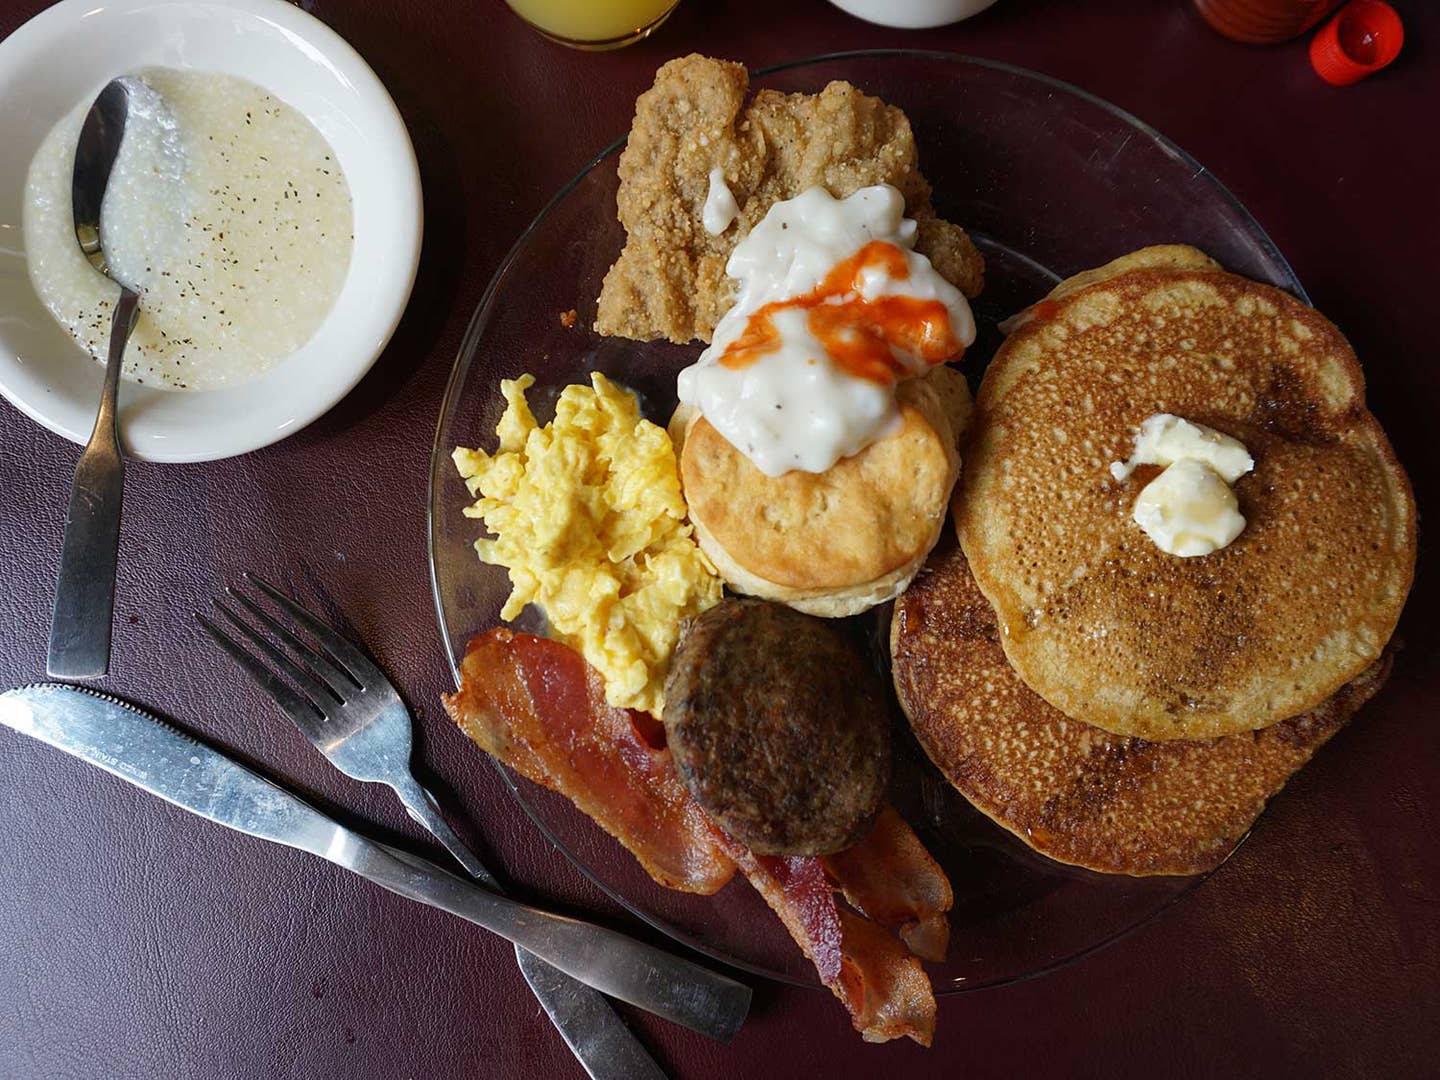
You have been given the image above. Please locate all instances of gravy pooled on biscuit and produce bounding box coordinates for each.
[677,185,975,476]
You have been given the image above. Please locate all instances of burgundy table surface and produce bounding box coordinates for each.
[2,1,1436,1077]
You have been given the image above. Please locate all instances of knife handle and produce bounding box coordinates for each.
[387,780,669,1079]
[346,835,749,1043]
[378,841,667,1080]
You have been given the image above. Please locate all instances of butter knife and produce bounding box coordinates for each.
[0,683,750,1042]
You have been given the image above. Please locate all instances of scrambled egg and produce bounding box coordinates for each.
[453,372,721,717]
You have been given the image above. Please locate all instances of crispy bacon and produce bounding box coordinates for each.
[833,908,939,1045]
[709,831,844,984]
[442,629,735,894]
[443,628,948,1045]
[822,807,954,962]
[713,829,937,1046]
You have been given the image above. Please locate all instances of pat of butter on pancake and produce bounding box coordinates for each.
[1112,413,1255,558]
[1110,413,1253,483]
[1133,458,1246,557]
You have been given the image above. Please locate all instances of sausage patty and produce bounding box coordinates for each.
[662,599,891,856]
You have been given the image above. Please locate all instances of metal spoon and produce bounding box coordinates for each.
[47,79,139,680]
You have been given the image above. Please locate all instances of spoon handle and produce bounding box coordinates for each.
[47,287,140,680]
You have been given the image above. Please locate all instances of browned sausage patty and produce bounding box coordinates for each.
[662,599,890,856]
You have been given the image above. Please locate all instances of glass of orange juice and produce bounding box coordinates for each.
[504,0,679,50]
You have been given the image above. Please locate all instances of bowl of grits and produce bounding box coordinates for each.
[0,0,421,462]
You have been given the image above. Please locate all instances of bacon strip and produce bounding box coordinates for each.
[442,629,735,894]
[713,829,937,1046]
[834,908,939,1045]
[822,807,954,962]
[443,629,946,1045]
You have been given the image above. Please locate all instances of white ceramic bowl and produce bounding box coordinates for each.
[828,0,999,29]
[0,0,422,462]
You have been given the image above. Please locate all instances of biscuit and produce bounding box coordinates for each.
[680,377,960,617]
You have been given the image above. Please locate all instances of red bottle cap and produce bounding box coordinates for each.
[1310,0,1404,86]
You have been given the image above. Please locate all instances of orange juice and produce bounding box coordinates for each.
[505,0,678,48]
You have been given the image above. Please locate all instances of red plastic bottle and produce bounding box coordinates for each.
[1194,0,1342,43]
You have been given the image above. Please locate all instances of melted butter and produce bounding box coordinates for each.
[1133,458,1247,557]
[1113,414,1255,557]
[677,184,974,476]
[1111,413,1252,483]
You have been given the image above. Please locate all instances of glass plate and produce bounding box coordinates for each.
[428,51,1305,993]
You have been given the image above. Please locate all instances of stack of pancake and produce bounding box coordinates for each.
[892,246,1416,876]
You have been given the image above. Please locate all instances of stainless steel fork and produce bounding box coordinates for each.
[197,573,677,1078]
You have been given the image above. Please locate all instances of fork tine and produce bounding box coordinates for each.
[196,611,325,732]
[227,585,360,696]
[210,597,341,717]
[245,572,389,690]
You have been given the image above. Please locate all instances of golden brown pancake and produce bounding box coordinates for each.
[957,253,1415,740]
[891,542,1394,876]
[998,244,1220,335]
[680,376,960,618]
[595,54,984,344]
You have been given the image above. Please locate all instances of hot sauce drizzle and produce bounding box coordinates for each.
[718,240,963,384]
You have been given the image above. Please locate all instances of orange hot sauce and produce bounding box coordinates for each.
[718,241,963,385]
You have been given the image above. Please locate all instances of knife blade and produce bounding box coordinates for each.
[0,683,750,1042]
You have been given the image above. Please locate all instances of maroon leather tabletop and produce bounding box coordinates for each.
[2,1,1436,1077]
